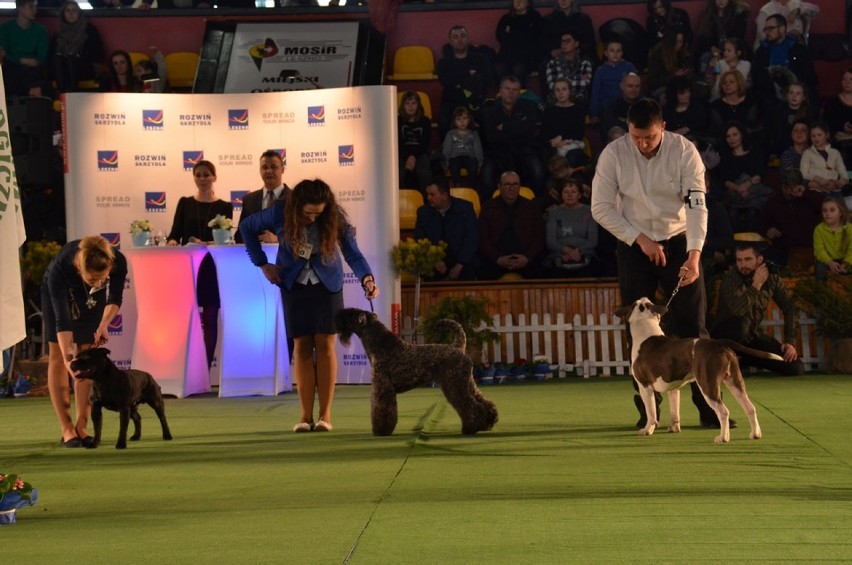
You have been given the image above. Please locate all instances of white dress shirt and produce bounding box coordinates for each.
[591,130,708,253]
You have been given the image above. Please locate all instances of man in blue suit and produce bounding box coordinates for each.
[415,176,479,281]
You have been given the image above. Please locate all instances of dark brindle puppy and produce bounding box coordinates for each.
[70,348,173,449]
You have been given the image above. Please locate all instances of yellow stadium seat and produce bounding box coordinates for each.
[387,46,437,81]
[165,51,200,90]
[499,272,524,281]
[397,90,433,120]
[450,187,481,216]
[128,51,150,69]
[733,232,770,244]
[399,189,424,230]
[492,186,536,200]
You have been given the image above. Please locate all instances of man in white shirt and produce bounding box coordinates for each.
[235,150,290,244]
[592,98,724,429]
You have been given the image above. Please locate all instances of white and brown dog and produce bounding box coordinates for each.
[616,297,777,443]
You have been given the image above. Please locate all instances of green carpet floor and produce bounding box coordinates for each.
[2,375,851,564]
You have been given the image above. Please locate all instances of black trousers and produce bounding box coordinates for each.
[711,316,805,376]
[617,233,718,423]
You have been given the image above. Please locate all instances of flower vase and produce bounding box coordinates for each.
[212,228,231,245]
[0,509,16,525]
[131,231,151,247]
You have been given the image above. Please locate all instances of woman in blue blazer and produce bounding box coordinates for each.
[241,179,379,433]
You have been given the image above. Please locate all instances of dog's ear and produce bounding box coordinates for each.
[96,348,111,356]
[368,312,378,321]
[614,304,634,319]
[356,312,368,327]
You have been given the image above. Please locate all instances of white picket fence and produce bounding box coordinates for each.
[401,310,827,377]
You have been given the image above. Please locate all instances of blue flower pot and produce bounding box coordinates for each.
[0,509,16,524]
[131,231,151,247]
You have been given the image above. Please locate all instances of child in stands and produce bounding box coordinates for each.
[442,106,483,190]
[589,40,637,122]
[813,196,852,280]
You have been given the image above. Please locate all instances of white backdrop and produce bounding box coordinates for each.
[63,86,400,385]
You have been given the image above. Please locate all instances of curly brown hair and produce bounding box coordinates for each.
[283,179,350,262]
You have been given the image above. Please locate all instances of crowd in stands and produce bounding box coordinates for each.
[396,0,852,285]
[0,0,173,99]
[2,0,850,285]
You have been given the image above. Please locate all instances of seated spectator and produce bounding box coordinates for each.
[478,171,545,279]
[600,71,642,142]
[436,25,494,136]
[99,50,140,92]
[397,91,433,192]
[813,196,852,281]
[646,0,693,48]
[540,0,597,70]
[771,81,816,156]
[779,118,810,172]
[51,1,104,94]
[133,46,167,93]
[800,122,851,196]
[540,78,588,167]
[709,69,761,143]
[542,154,574,210]
[480,76,545,200]
[758,168,822,269]
[694,0,749,73]
[0,0,49,97]
[707,37,751,101]
[717,121,774,231]
[645,27,694,99]
[544,29,593,105]
[710,241,805,376]
[589,40,637,122]
[751,13,817,115]
[494,0,543,85]
[755,0,820,48]
[442,106,483,190]
[662,76,709,139]
[414,177,479,281]
[544,176,598,276]
[821,67,852,171]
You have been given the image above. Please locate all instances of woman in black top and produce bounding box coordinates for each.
[43,235,127,448]
[167,160,233,368]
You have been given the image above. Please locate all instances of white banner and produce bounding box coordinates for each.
[0,68,28,373]
[224,22,360,93]
[63,86,400,384]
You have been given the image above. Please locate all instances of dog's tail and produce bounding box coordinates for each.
[431,319,467,352]
[716,339,784,362]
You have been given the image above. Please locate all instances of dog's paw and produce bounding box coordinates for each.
[668,423,681,433]
[164,433,173,441]
[115,442,127,449]
[638,425,655,436]
[750,429,762,440]
[130,435,141,441]
[714,433,730,444]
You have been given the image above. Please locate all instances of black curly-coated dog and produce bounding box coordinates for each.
[70,348,173,449]
[335,308,498,436]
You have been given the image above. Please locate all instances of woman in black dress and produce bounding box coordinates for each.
[166,160,233,368]
[43,235,127,447]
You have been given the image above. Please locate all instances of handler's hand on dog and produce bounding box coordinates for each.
[781,343,798,362]
[261,264,282,284]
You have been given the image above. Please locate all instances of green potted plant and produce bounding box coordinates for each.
[793,276,852,373]
[417,295,498,365]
